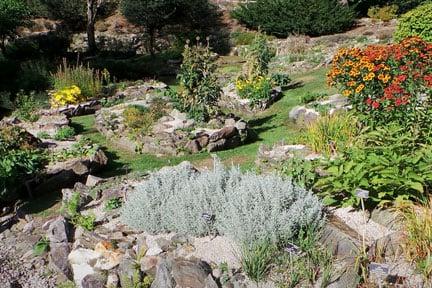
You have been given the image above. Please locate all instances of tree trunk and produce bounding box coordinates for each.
[87,0,98,54]
[149,28,155,56]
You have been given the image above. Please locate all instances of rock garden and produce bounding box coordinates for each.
[1,0,432,288]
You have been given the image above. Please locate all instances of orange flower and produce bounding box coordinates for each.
[356,84,365,93]
[343,90,352,96]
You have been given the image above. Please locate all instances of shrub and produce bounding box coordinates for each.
[51,59,108,100]
[301,92,326,104]
[0,126,45,202]
[13,91,45,122]
[16,60,51,92]
[394,3,432,43]
[122,105,157,136]
[350,0,429,16]
[50,85,84,108]
[0,0,30,52]
[53,126,76,141]
[170,41,221,121]
[328,37,432,127]
[367,5,399,21]
[121,161,324,246]
[270,73,291,88]
[281,157,318,190]
[302,113,359,157]
[315,124,432,207]
[232,0,356,38]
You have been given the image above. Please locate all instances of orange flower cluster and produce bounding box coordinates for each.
[328,37,432,117]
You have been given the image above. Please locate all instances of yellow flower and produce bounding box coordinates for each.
[356,84,365,93]
[343,90,352,96]
[363,72,375,81]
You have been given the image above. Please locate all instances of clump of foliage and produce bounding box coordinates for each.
[274,226,333,287]
[12,91,45,122]
[0,125,45,202]
[350,0,429,16]
[62,191,96,231]
[170,41,221,121]
[50,137,100,162]
[315,123,432,207]
[53,126,76,141]
[0,0,30,52]
[302,113,359,157]
[50,85,84,108]
[281,157,319,190]
[121,160,324,247]
[394,3,432,43]
[72,214,96,231]
[241,239,276,282]
[328,36,432,127]
[367,5,399,21]
[399,200,432,281]
[301,92,326,104]
[232,0,356,38]
[105,197,122,211]
[51,59,108,100]
[122,103,165,136]
[33,237,50,256]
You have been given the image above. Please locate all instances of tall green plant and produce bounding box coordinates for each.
[171,41,221,121]
[51,59,108,99]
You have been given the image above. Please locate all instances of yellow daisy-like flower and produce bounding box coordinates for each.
[343,90,352,97]
[356,84,365,93]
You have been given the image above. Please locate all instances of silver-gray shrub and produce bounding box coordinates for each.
[121,161,324,245]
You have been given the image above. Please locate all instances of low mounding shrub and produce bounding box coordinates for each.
[232,0,356,37]
[40,0,86,30]
[328,37,432,127]
[121,161,324,245]
[394,3,432,43]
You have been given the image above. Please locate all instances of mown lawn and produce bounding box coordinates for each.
[71,67,336,176]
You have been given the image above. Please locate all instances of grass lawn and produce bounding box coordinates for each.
[71,67,336,176]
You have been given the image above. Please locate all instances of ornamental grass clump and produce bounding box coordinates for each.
[121,161,324,246]
[327,36,432,127]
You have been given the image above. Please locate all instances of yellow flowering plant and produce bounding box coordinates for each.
[236,76,272,106]
[50,85,85,108]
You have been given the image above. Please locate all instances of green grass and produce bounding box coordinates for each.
[71,68,335,175]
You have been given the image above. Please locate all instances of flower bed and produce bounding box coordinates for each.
[328,37,432,126]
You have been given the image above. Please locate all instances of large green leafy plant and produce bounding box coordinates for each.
[394,3,432,43]
[315,124,432,207]
[170,40,221,121]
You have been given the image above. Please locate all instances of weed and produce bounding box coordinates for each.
[37,131,50,139]
[33,237,50,256]
[72,214,96,231]
[241,239,276,282]
[54,126,76,141]
[105,197,122,211]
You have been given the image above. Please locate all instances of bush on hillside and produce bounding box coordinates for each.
[121,161,324,246]
[40,0,86,30]
[232,0,356,37]
[0,0,30,52]
[394,3,432,43]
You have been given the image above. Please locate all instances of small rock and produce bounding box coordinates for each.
[171,258,213,288]
[140,255,160,276]
[47,217,70,244]
[50,243,72,278]
[86,175,104,187]
[22,221,34,233]
[146,246,163,256]
[155,238,171,252]
[81,274,106,288]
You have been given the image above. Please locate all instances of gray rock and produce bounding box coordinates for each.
[107,273,119,288]
[155,238,171,252]
[171,258,213,288]
[209,126,238,143]
[140,255,160,276]
[151,259,175,288]
[81,274,106,288]
[49,243,72,278]
[47,217,70,244]
[119,256,139,288]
